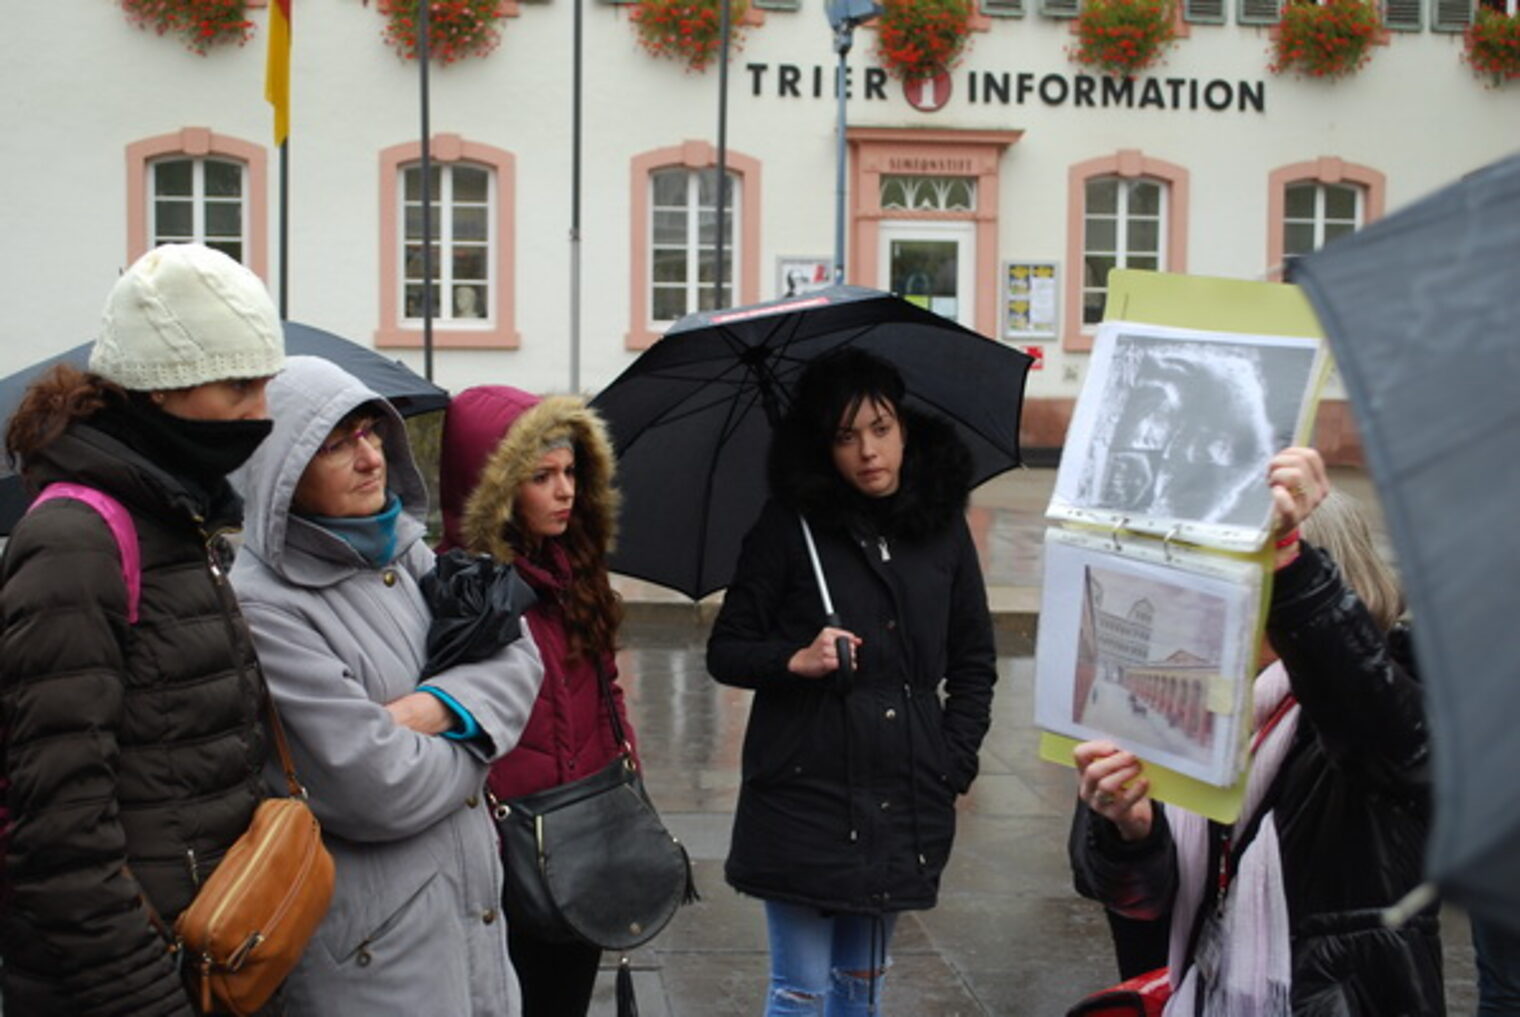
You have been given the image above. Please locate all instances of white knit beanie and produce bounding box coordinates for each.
[89,243,286,391]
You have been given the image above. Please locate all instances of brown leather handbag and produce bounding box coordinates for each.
[172,695,335,1015]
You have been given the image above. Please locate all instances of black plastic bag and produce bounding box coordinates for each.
[418,548,538,679]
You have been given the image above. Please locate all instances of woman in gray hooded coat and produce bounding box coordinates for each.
[229,357,543,1017]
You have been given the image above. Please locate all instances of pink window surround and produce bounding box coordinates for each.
[1266,157,1385,280]
[1064,149,1190,352]
[375,134,518,350]
[126,129,269,280]
[847,127,1023,339]
[627,141,762,350]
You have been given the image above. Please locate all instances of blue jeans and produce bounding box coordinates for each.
[763,900,898,1017]
[1472,914,1520,1016]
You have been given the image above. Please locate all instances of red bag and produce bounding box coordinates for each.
[1066,967,1171,1017]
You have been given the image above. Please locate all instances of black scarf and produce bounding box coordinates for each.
[90,395,272,512]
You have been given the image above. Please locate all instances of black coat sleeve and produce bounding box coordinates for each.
[938,518,998,793]
[0,502,194,1016]
[1266,542,1428,788]
[706,501,814,690]
[1068,798,1178,923]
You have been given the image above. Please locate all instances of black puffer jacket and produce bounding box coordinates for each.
[1070,542,1441,1016]
[707,408,997,914]
[0,423,268,1017]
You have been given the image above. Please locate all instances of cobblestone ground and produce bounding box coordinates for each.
[591,617,1478,1016]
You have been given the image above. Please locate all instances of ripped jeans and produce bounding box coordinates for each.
[763,899,898,1017]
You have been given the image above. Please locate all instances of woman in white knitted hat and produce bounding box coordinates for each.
[0,243,287,1016]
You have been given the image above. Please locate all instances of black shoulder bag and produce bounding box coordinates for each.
[490,662,697,955]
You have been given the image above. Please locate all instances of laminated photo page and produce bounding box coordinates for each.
[1049,321,1328,552]
[1034,527,1265,788]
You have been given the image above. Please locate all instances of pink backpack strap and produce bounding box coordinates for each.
[28,483,142,624]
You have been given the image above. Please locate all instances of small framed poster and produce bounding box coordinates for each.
[776,257,833,300]
[1004,261,1059,339]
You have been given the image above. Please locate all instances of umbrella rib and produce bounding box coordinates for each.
[690,376,766,595]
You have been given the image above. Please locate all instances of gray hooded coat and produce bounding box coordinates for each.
[230,357,542,1017]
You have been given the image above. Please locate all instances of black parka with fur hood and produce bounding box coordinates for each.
[707,406,997,914]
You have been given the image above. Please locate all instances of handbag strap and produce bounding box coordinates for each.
[262,687,306,799]
[592,657,634,765]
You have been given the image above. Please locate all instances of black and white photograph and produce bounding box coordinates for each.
[1050,321,1324,549]
[1034,529,1263,787]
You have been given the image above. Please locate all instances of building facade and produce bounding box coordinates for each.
[2,1,1513,456]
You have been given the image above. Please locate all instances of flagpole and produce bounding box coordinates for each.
[278,140,289,319]
[714,0,730,310]
[265,0,292,316]
[418,0,434,382]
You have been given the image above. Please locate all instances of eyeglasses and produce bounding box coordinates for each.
[315,419,384,464]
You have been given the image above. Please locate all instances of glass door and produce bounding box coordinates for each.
[877,221,975,327]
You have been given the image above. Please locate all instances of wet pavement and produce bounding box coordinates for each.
[596,467,1478,1016]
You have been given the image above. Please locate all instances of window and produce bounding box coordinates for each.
[649,167,740,323]
[1239,0,1281,23]
[1384,0,1422,29]
[376,135,517,349]
[1267,159,1385,279]
[628,142,761,348]
[1041,0,1080,16]
[1184,0,1227,23]
[1065,151,1188,351]
[400,162,494,324]
[982,0,1026,15]
[880,175,977,212]
[149,157,247,262]
[1479,0,1515,11]
[1081,178,1166,326]
[1432,0,1470,27]
[1282,182,1363,258]
[125,129,268,277]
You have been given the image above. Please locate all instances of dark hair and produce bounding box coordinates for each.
[788,347,906,449]
[5,364,127,472]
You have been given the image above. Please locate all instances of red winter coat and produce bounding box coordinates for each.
[438,386,634,799]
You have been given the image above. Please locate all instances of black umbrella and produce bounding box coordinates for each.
[1293,151,1520,932]
[0,321,450,534]
[589,285,1035,602]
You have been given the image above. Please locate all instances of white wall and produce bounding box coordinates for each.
[1,2,1512,401]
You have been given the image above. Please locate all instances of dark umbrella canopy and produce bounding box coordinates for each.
[590,285,1034,600]
[1293,151,1520,932]
[0,321,449,534]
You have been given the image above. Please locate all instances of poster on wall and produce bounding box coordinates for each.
[776,257,833,299]
[1004,261,1059,339]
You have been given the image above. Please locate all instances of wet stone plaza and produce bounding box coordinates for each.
[590,468,1479,1016]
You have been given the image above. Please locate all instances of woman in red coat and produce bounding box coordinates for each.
[439,386,635,1017]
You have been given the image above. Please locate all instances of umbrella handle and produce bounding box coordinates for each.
[825,611,853,684]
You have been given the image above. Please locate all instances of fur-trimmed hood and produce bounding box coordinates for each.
[439,386,619,565]
[767,403,973,542]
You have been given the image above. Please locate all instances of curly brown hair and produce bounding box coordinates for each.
[5,365,127,474]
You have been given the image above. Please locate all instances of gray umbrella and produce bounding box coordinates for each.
[0,321,449,534]
[1293,150,1520,933]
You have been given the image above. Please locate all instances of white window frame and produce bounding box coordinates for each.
[1081,176,1168,327]
[1282,181,1364,257]
[148,156,248,263]
[400,160,496,327]
[648,168,741,325]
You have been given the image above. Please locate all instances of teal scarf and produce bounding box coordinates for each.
[303,493,404,567]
